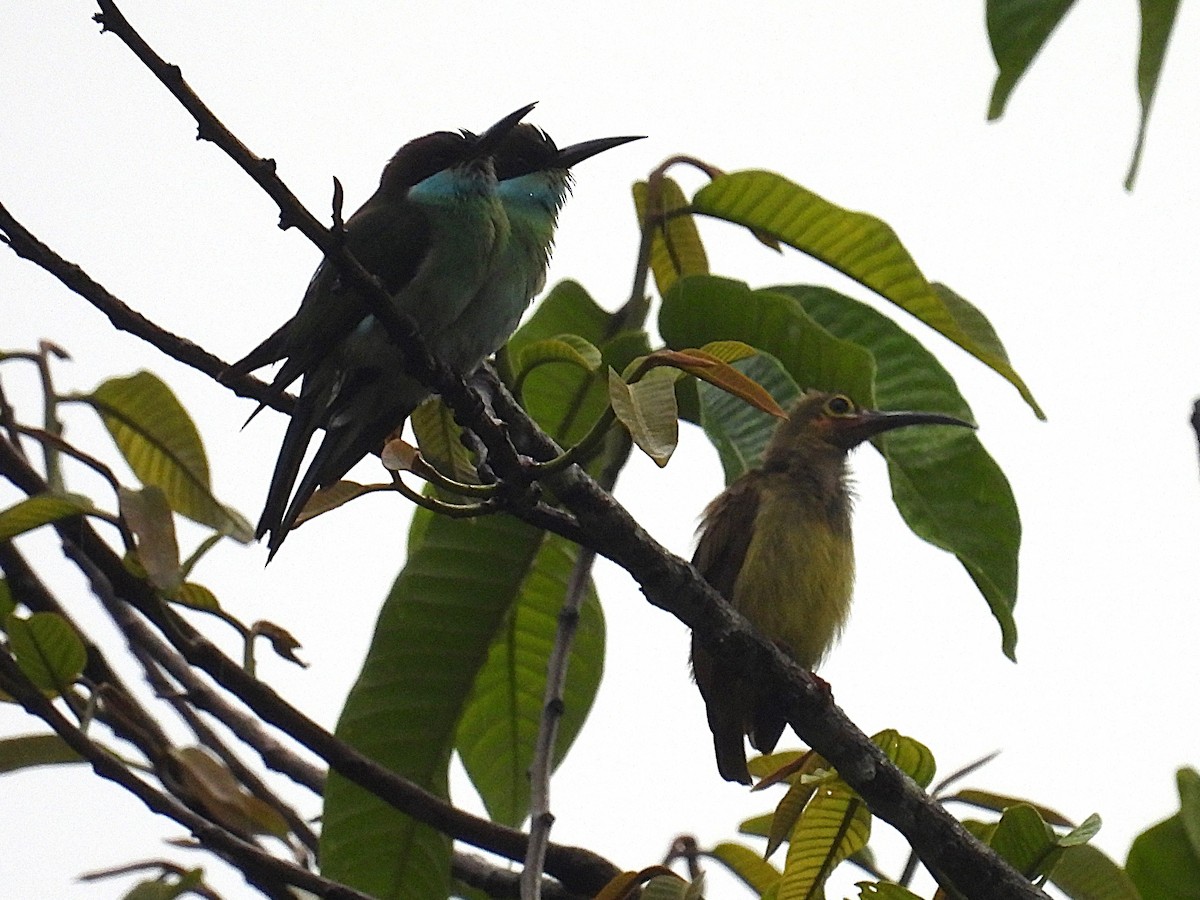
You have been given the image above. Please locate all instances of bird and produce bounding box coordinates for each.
[226,114,641,558]
[429,124,644,370]
[689,390,974,783]
[225,103,534,558]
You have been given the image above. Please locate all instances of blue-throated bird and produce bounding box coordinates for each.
[431,124,643,369]
[690,391,974,784]
[227,114,641,558]
[226,104,534,557]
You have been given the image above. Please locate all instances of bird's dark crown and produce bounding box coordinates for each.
[379,131,484,194]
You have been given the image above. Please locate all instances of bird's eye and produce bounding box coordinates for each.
[825,395,854,416]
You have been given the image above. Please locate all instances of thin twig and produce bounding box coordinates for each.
[0,647,370,900]
[522,545,598,900]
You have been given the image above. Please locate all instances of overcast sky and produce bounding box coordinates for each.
[3,2,1199,898]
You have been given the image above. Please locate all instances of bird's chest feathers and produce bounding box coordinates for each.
[733,477,855,669]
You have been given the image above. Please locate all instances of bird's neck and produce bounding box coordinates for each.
[764,450,854,533]
[407,165,497,204]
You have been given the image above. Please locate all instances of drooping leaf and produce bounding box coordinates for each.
[985,0,1077,119]
[608,367,679,467]
[0,733,84,772]
[118,486,182,594]
[765,772,824,860]
[646,347,787,420]
[320,512,548,898]
[85,372,252,541]
[690,174,1039,412]
[1127,0,1182,189]
[456,533,605,827]
[0,493,95,541]
[697,353,802,484]
[708,842,782,895]
[932,283,1043,418]
[171,747,289,839]
[779,284,1022,660]
[633,177,709,297]
[945,788,1072,827]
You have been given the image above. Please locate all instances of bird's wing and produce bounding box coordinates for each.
[692,477,762,599]
[691,477,764,784]
[223,318,292,380]
[277,198,435,383]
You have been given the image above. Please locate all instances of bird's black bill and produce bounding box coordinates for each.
[555,134,645,169]
[474,102,538,157]
[838,409,975,447]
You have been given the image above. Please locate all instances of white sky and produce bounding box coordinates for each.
[2,2,1199,898]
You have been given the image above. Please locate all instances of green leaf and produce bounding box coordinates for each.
[988,803,1058,879]
[319,513,548,897]
[691,174,1039,412]
[411,397,477,484]
[946,788,1073,827]
[119,870,205,900]
[172,582,221,613]
[766,774,821,860]
[86,372,252,541]
[633,177,709,297]
[608,367,679,467]
[932,284,1043,418]
[659,275,876,410]
[872,730,936,789]
[708,842,782,895]
[642,874,690,900]
[506,280,651,488]
[857,884,925,899]
[0,733,84,772]
[0,580,14,621]
[1177,767,1200,857]
[118,486,182,593]
[781,788,871,899]
[1049,843,1142,900]
[456,534,605,827]
[0,492,95,541]
[986,0,1077,119]
[697,353,802,483]
[508,281,639,447]
[517,334,604,375]
[6,612,87,695]
[781,284,1022,660]
[1128,0,1182,189]
[1129,811,1200,899]
[171,746,290,839]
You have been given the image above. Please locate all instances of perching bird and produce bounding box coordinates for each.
[225,103,534,558]
[690,391,974,784]
[227,113,641,558]
[430,124,643,369]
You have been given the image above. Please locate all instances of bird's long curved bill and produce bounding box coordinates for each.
[556,134,646,169]
[845,409,976,445]
[474,102,539,156]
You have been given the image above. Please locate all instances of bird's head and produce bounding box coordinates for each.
[379,103,536,198]
[765,391,975,462]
